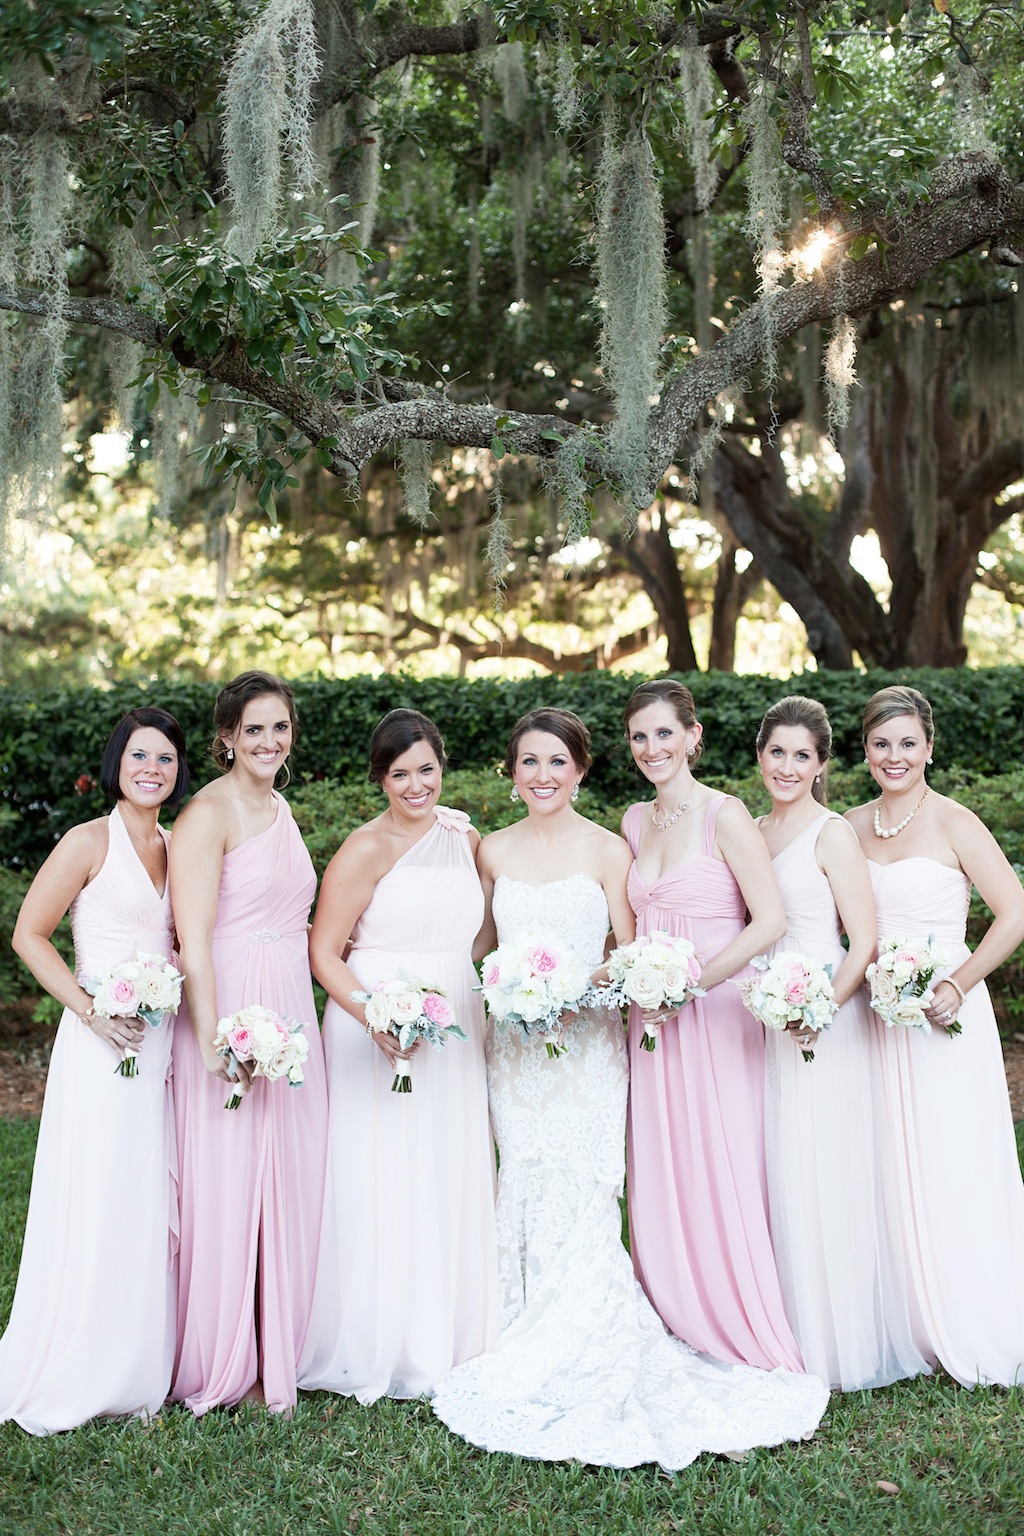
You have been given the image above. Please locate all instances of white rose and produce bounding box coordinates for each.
[869,969,900,1013]
[363,992,391,1033]
[388,990,424,1026]
[890,998,927,1031]
[622,965,665,1010]
[659,963,693,1004]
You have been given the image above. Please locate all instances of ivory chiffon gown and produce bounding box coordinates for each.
[869,855,1024,1386]
[0,806,178,1435]
[764,814,927,1389]
[171,793,328,1415]
[432,874,828,1470]
[624,794,803,1372]
[300,808,498,1402]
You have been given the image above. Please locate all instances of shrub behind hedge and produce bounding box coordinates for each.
[3,666,1022,869]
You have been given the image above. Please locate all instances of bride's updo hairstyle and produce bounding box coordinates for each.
[504,708,592,780]
[211,670,298,780]
[623,678,704,767]
[368,708,447,785]
[755,695,832,806]
[862,684,935,748]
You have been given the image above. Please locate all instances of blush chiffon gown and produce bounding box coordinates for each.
[624,794,803,1372]
[764,814,927,1389]
[869,855,1024,1386]
[432,874,828,1470]
[0,806,178,1434]
[171,793,328,1416]
[299,808,498,1402]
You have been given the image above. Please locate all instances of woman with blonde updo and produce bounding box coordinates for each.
[847,684,1024,1387]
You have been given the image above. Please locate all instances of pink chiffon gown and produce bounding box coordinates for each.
[764,815,927,1389]
[299,808,497,1402]
[624,794,803,1372]
[0,806,178,1435]
[171,793,328,1416]
[869,855,1024,1386]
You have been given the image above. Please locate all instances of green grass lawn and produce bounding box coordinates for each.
[2,1117,1023,1536]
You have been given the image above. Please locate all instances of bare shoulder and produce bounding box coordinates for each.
[932,790,999,852]
[173,780,232,836]
[586,819,633,871]
[817,814,862,855]
[844,801,875,835]
[53,817,109,877]
[325,817,390,880]
[479,822,518,865]
[713,792,759,844]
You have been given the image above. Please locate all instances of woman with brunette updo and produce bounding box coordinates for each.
[170,671,328,1417]
[299,709,497,1403]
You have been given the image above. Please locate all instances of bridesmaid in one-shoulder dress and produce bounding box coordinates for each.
[171,672,327,1416]
[848,685,1024,1387]
[299,710,497,1402]
[621,679,802,1372]
[755,696,927,1390]
[0,708,189,1434]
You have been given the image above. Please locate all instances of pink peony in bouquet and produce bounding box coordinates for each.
[866,934,954,1035]
[737,951,837,1061]
[86,952,185,1077]
[478,936,592,1058]
[351,977,466,1093]
[213,1005,310,1109]
[605,930,705,1050]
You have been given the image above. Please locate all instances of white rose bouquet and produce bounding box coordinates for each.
[866,935,953,1036]
[737,952,837,1062]
[213,1005,310,1109]
[86,951,185,1077]
[478,937,593,1058]
[604,931,705,1051]
[352,977,466,1093]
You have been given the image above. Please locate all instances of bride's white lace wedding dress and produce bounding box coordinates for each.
[431,874,830,1470]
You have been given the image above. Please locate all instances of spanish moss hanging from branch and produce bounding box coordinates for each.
[742,80,786,387]
[824,314,858,440]
[399,438,434,527]
[222,0,322,262]
[596,128,666,509]
[486,462,509,611]
[492,41,529,124]
[679,38,716,213]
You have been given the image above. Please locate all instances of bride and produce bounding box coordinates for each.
[432,708,829,1470]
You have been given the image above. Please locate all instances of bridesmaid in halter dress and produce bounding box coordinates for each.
[170,672,328,1416]
[621,678,803,1372]
[755,695,926,1389]
[299,709,497,1403]
[0,707,188,1434]
[847,684,1024,1387]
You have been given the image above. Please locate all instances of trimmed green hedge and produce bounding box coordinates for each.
[3,666,1023,868]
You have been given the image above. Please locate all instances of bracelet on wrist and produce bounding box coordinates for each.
[945,976,966,1009]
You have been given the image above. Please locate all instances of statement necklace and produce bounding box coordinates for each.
[873,785,929,840]
[651,797,690,831]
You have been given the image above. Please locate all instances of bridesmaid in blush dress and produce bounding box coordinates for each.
[847,684,1024,1387]
[622,679,802,1372]
[755,696,926,1389]
[0,708,188,1434]
[170,671,328,1416]
[299,710,497,1403]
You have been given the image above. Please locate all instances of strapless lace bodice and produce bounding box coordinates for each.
[492,874,611,973]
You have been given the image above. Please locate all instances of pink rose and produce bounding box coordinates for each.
[108,977,139,1013]
[422,993,453,1029]
[228,1026,254,1058]
[527,945,558,975]
[785,977,808,1005]
[894,949,919,969]
[482,963,500,988]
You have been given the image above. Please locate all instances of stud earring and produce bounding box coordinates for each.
[814,774,821,785]
[926,756,933,765]
[510,784,520,802]
[863,756,868,766]
[686,747,695,758]
[227,748,234,762]
[571,783,580,802]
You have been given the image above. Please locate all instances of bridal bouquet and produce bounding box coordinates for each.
[866,935,954,1035]
[738,952,837,1062]
[86,952,184,1077]
[478,937,592,1058]
[604,931,705,1051]
[213,1005,310,1109]
[352,977,466,1093]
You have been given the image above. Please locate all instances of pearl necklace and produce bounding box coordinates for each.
[873,786,929,839]
[651,797,690,831]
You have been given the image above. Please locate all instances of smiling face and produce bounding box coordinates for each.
[513,730,581,815]
[222,693,293,781]
[757,723,822,808]
[864,712,932,797]
[625,701,702,788]
[118,727,180,809]
[380,739,442,820]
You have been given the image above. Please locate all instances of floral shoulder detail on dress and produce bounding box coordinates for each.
[434,805,473,832]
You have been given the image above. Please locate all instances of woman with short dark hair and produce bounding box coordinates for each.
[0,708,188,1434]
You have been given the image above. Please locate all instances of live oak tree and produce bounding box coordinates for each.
[1,0,1023,671]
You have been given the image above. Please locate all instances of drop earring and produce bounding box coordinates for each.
[227,748,234,762]
[571,783,580,802]
[510,784,520,802]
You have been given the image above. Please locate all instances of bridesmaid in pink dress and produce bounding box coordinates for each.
[622,679,802,1371]
[755,695,926,1389]
[0,708,188,1434]
[847,684,1024,1386]
[299,709,497,1402]
[170,671,328,1416]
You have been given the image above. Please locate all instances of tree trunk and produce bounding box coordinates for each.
[609,507,699,672]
